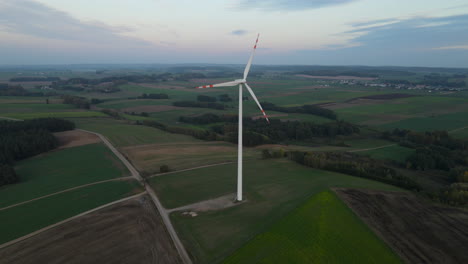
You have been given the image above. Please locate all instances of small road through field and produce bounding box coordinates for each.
[0,192,146,250]
[0,177,133,211]
[148,161,234,178]
[449,125,468,133]
[347,144,397,153]
[78,129,192,264]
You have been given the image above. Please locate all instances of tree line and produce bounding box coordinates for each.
[383,129,468,171]
[197,95,217,102]
[287,151,420,190]
[210,116,359,143]
[0,118,75,187]
[0,84,53,97]
[9,77,61,82]
[138,93,169,99]
[62,95,90,109]
[261,102,337,120]
[173,101,225,110]
[163,113,359,146]
[383,128,468,206]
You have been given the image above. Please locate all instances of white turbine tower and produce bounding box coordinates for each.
[196,34,269,201]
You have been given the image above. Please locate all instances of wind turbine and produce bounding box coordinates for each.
[196,34,269,201]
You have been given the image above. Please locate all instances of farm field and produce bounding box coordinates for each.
[155,159,403,263]
[334,96,468,125]
[224,190,401,264]
[0,195,181,264]
[123,141,256,175]
[0,143,128,208]
[73,117,198,147]
[0,180,143,245]
[0,103,74,113]
[450,126,468,139]
[1,66,467,264]
[336,189,468,264]
[356,144,414,163]
[379,111,468,132]
[97,98,173,109]
[1,111,106,119]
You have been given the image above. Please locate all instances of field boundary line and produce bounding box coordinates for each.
[78,128,192,264]
[0,177,134,211]
[148,162,235,179]
[347,144,396,153]
[77,129,144,182]
[449,126,468,133]
[0,116,22,121]
[0,192,146,250]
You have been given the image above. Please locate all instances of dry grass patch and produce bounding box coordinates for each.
[54,130,101,149]
[122,142,257,174]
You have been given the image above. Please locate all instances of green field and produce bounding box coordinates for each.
[97,99,173,109]
[157,159,403,263]
[224,190,401,264]
[357,144,415,163]
[0,180,143,245]
[124,141,259,174]
[0,103,74,113]
[379,111,468,132]
[0,143,128,208]
[73,117,199,147]
[345,138,394,149]
[1,111,107,119]
[450,127,468,139]
[335,96,468,124]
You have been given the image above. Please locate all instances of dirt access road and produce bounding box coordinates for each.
[0,195,181,264]
[335,188,468,264]
[78,129,192,264]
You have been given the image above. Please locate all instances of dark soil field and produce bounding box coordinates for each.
[0,195,181,264]
[335,188,468,264]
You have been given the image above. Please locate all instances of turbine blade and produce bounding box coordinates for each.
[195,80,241,89]
[244,83,269,123]
[243,33,259,80]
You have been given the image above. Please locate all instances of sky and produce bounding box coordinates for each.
[1,0,468,67]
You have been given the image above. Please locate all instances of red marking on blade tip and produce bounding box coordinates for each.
[210,84,213,88]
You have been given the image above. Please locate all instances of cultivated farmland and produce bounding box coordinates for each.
[0,143,128,208]
[156,159,403,263]
[0,180,143,245]
[335,188,468,264]
[0,195,180,264]
[224,191,401,264]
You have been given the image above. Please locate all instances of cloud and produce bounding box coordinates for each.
[433,45,468,50]
[350,18,399,28]
[0,0,151,45]
[237,0,357,11]
[345,14,468,50]
[230,30,248,36]
[288,14,468,67]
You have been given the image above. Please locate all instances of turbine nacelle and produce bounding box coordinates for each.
[235,79,247,83]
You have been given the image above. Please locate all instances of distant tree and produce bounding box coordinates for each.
[197,95,217,102]
[0,164,19,186]
[160,165,170,173]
